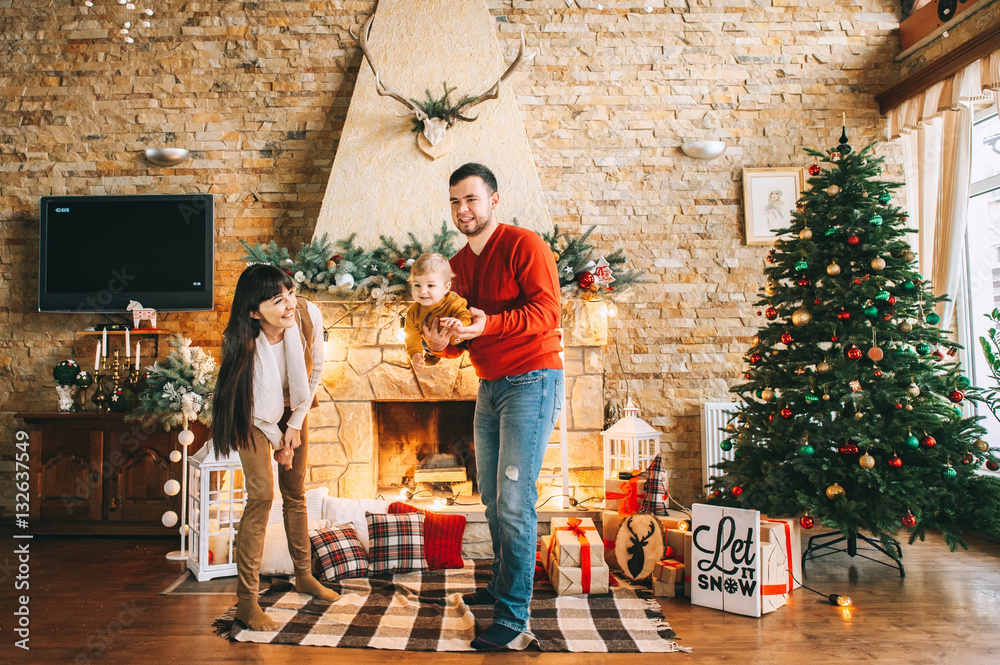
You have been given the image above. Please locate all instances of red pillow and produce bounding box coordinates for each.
[388,501,466,570]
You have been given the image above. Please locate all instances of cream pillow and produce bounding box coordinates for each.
[259,518,331,576]
[320,498,390,553]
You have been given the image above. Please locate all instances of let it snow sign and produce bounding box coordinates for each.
[691,504,762,617]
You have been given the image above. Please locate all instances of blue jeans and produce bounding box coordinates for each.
[475,368,564,633]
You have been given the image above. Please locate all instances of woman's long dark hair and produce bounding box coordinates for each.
[212,264,294,456]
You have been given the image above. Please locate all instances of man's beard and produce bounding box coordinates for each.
[459,213,494,237]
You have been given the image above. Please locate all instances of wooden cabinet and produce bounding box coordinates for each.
[17,412,209,535]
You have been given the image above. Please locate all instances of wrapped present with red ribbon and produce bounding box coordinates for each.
[604,476,646,515]
[761,516,802,591]
[546,517,608,596]
[759,525,789,613]
[665,529,694,596]
[651,558,685,597]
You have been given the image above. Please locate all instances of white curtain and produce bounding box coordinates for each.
[887,52,1000,328]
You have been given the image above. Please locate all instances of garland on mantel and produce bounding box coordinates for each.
[240,222,643,303]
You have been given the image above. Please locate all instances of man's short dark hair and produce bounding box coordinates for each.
[449,163,498,194]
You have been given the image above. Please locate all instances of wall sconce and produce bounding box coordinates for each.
[144,148,190,167]
[680,140,726,159]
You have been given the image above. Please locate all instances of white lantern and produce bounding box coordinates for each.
[186,439,246,581]
[601,399,661,479]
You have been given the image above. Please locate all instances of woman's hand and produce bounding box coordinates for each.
[283,426,302,450]
[274,446,294,471]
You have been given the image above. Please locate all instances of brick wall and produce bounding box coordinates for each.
[0,0,907,513]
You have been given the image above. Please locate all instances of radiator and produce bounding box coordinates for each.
[700,401,741,491]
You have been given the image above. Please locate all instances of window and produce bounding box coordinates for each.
[959,106,1000,468]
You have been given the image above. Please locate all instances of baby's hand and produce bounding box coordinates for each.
[274,447,294,471]
[437,317,462,330]
[411,352,427,370]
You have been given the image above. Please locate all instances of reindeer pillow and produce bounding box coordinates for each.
[613,513,665,581]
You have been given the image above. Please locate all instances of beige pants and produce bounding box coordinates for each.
[234,410,310,601]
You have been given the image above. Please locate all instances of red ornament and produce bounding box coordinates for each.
[732,486,743,497]
[987,460,1000,471]
[781,333,793,344]
[948,390,965,403]
[765,307,778,320]
[962,454,973,465]
[744,372,751,379]
[883,315,892,321]
[578,272,595,289]
[396,258,407,269]
[921,435,937,448]
[797,278,811,287]
[331,254,343,263]
[800,515,815,529]
[847,234,860,246]
[853,278,862,285]
[894,403,903,410]
[839,443,859,455]
[846,346,862,360]
[837,310,851,321]
[888,455,903,468]
[749,353,763,364]
[831,335,839,342]
[873,369,883,377]
[768,413,775,423]
[902,512,916,528]
[814,298,822,305]
[808,164,821,176]
[780,407,793,419]
[888,296,896,305]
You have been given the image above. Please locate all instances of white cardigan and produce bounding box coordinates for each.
[252,300,323,449]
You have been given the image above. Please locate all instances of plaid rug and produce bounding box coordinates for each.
[215,560,688,653]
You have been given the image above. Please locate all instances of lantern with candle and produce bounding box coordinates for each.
[186,438,246,580]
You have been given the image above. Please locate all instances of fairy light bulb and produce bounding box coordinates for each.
[124,37,134,42]
[396,326,406,342]
[126,2,135,8]
[433,497,447,509]
[607,303,618,317]
[829,594,852,607]
[145,8,154,15]
[85,1,93,6]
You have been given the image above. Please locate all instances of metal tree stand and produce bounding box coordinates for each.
[802,530,905,578]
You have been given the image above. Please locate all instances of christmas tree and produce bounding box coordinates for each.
[710,133,1000,556]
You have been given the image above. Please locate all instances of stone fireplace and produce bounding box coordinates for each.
[302,298,609,506]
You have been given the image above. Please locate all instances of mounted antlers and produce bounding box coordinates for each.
[351,13,524,151]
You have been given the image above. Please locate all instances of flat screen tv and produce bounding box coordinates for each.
[39,194,215,313]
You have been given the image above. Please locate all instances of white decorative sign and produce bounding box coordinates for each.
[690,503,762,617]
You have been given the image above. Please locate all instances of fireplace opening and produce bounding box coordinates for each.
[375,401,477,500]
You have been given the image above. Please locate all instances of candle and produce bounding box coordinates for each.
[125,328,130,357]
[135,341,141,370]
[842,112,846,127]
[95,342,101,371]
[102,327,107,356]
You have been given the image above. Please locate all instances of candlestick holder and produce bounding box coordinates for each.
[91,372,109,412]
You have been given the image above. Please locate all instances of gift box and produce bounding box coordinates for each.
[604,476,647,513]
[602,511,687,572]
[548,557,611,595]
[550,516,604,568]
[761,516,803,591]
[651,559,685,598]
[665,529,693,596]
[759,524,789,614]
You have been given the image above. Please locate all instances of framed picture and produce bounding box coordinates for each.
[742,167,805,245]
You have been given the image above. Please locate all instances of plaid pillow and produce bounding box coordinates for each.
[310,522,369,582]
[366,511,426,575]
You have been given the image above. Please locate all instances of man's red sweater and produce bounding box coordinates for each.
[442,223,564,381]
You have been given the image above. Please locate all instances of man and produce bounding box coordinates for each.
[422,163,564,651]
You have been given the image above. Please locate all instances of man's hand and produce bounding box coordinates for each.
[420,316,452,353]
[411,352,427,370]
[283,426,302,450]
[440,307,486,342]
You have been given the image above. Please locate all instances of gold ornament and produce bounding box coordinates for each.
[825,483,845,500]
[826,263,841,276]
[976,439,989,452]
[792,308,813,327]
[553,251,560,262]
[898,321,912,333]
[825,185,841,196]
[905,404,914,411]
[799,228,813,240]
[902,250,916,263]
[765,281,778,296]
[816,361,831,373]
[859,453,875,469]
[870,257,886,271]
[761,388,775,402]
[822,393,831,400]
[907,382,920,397]
[854,411,864,419]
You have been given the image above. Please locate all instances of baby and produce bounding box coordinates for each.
[404,252,473,370]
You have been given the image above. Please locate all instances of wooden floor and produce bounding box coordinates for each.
[3,529,999,664]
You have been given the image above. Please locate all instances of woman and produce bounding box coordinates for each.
[213,263,338,631]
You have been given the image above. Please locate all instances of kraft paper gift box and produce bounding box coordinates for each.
[601,510,622,570]
[548,557,611,596]
[549,516,604,568]
[665,529,694,596]
[759,524,789,613]
[761,515,803,591]
[651,559,685,598]
[604,476,647,513]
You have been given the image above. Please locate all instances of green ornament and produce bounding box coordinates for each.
[804,393,820,404]
[755,389,764,399]
[954,407,963,417]
[906,435,920,449]
[916,342,931,355]
[53,360,81,385]
[874,290,890,302]
[957,376,971,389]
[878,192,892,204]
[74,370,94,389]
[720,440,733,452]
[901,280,915,292]
[824,228,837,237]
[800,444,815,457]
[864,305,878,317]
[869,214,883,226]
[795,259,809,271]
[943,466,957,480]
[926,312,940,325]
[109,387,138,414]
